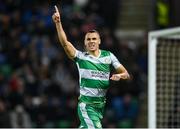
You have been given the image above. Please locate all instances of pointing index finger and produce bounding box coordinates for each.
[54,5,59,13]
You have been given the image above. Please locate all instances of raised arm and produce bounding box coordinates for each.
[52,5,76,59]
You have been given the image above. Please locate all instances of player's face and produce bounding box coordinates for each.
[84,32,101,52]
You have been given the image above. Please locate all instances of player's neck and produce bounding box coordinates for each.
[88,49,100,57]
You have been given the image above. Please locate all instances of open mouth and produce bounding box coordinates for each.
[88,43,95,48]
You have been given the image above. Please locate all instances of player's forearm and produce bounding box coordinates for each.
[55,22,76,59]
[115,65,130,80]
[110,72,130,81]
[55,22,69,47]
[118,72,130,80]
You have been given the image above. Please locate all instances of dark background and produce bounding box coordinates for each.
[0,0,180,128]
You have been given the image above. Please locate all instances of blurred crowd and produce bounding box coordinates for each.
[0,0,147,128]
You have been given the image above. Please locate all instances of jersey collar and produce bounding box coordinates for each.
[87,50,101,59]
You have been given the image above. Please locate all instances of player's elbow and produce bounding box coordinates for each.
[126,72,131,80]
[64,48,76,60]
[67,54,75,60]
[122,70,130,80]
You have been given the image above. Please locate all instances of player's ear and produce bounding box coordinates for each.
[84,35,87,44]
[84,38,87,45]
[98,39,101,45]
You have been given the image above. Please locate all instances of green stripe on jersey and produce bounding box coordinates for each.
[77,59,110,72]
[99,50,110,58]
[75,50,113,104]
[79,95,106,108]
[81,78,109,89]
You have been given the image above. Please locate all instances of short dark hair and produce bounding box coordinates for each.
[86,29,100,37]
[87,29,99,34]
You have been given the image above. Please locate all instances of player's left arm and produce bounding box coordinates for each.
[109,52,130,81]
[110,64,130,81]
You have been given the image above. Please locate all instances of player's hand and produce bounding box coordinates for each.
[52,5,61,23]
[110,74,121,81]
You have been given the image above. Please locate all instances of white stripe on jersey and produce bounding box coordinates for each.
[80,87,107,97]
[79,69,110,81]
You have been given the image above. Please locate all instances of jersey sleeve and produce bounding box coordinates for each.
[110,52,121,69]
[73,49,82,62]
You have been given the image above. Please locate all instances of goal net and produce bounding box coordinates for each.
[148,27,180,128]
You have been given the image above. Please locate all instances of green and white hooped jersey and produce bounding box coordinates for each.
[74,49,121,105]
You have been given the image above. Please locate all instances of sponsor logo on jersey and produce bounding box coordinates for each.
[91,71,109,79]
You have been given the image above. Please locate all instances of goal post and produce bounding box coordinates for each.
[148,27,180,128]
